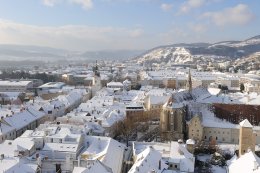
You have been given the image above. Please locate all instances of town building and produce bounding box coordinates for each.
[130,141,195,173]
[0,80,33,92]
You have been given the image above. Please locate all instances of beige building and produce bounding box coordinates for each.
[163,77,177,89]
[144,95,170,120]
[187,115,203,142]
[126,103,145,121]
[188,115,239,144]
[188,116,260,146]
[244,83,260,93]
[239,119,255,156]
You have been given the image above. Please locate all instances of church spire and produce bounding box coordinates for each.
[187,69,192,93]
[93,60,100,77]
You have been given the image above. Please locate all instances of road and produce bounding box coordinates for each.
[121,146,133,173]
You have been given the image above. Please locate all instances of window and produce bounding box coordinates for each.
[175,165,177,168]
[216,137,218,140]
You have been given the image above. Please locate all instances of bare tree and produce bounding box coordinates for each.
[115,118,134,147]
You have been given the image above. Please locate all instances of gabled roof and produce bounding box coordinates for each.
[128,146,168,173]
[240,119,253,128]
[82,136,125,173]
[73,160,112,173]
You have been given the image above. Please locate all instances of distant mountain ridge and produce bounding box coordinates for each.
[0,35,260,64]
[0,44,144,62]
[134,35,260,65]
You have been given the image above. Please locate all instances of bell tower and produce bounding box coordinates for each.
[186,69,192,93]
[91,60,102,97]
[239,119,255,157]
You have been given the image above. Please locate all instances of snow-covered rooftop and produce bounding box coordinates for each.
[0,80,32,86]
[240,119,253,128]
[228,151,260,173]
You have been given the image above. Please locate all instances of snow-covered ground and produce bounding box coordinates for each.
[197,154,227,173]
[218,144,238,154]
[211,165,226,173]
[197,154,211,162]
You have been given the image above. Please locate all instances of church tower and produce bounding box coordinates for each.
[91,60,102,97]
[186,69,192,93]
[239,119,255,157]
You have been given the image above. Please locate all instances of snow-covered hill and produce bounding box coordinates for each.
[134,35,260,65]
[233,52,260,71]
[136,47,193,64]
[210,35,260,48]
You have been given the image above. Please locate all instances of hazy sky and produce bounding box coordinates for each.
[0,0,259,51]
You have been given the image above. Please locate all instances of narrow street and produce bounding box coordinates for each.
[122,146,133,173]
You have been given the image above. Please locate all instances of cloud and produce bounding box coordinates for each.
[180,0,206,13]
[69,0,93,9]
[0,19,149,51]
[42,0,60,6]
[160,3,173,12]
[42,0,93,10]
[158,27,189,44]
[202,4,254,26]
[189,23,207,33]
[129,28,144,38]
[179,0,222,14]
